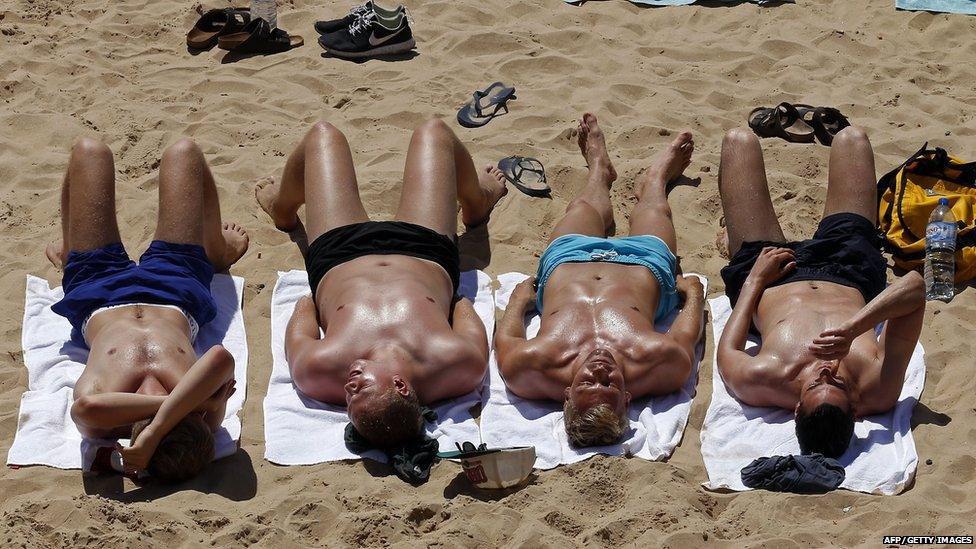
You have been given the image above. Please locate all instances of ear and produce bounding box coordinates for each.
[563,386,571,401]
[393,376,410,397]
[624,391,632,408]
[793,401,801,416]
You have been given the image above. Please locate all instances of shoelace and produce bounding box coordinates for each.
[348,11,375,36]
[348,2,371,17]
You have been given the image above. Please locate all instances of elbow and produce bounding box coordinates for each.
[906,271,925,299]
[210,345,236,375]
[70,395,102,427]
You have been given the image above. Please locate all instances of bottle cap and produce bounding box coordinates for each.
[939,197,949,206]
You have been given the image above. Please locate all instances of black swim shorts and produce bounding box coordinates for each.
[721,213,887,307]
[305,221,460,297]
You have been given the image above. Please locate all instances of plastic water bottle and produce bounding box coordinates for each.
[924,197,956,301]
[251,0,277,29]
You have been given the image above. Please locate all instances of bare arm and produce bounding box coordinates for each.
[717,248,797,406]
[450,297,489,363]
[285,295,323,370]
[71,393,168,438]
[492,278,561,399]
[118,345,235,472]
[811,271,926,409]
[666,276,706,363]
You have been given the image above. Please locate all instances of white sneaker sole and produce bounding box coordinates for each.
[323,38,416,59]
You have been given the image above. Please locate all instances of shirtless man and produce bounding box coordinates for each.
[716,126,925,458]
[495,113,706,448]
[255,119,506,449]
[48,137,249,481]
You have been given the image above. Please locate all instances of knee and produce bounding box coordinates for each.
[722,128,758,149]
[833,125,870,146]
[162,137,203,161]
[414,117,453,141]
[71,137,112,161]
[305,121,345,146]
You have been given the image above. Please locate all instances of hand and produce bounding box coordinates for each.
[809,325,856,360]
[676,275,704,299]
[746,247,797,288]
[510,277,537,310]
[117,427,161,474]
[195,379,236,414]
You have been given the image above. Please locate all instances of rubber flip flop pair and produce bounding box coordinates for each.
[457,82,516,128]
[749,102,851,146]
[217,18,304,54]
[187,7,251,49]
[498,156,550,198]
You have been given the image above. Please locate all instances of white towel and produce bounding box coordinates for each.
[263,269,493,465]
[481,272,707,470]
[701,296,925,495]
[7,274,249,470]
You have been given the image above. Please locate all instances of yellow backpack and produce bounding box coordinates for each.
[877,144,976,283]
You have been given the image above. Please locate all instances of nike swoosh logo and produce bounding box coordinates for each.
[368,27,406,46]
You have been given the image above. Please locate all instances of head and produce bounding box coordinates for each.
[794,361,856,458]
[563,348,631,447]
[345,359,423,448]
[130,413,214,482]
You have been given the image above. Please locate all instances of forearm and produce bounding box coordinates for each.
[846,273,925,335]
[205,399,228,431]
[143,347,234,439]
[452,298,489,360]
[285,297,321,361]
[71,393,167,430]
[720,281,763,354]
[498,297,531,339]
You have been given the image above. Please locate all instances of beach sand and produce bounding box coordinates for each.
[2,0,976,546]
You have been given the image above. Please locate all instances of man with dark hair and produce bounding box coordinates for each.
[256,119,503,449]
[49,137,247,480]
[495,113,705,448]
[716,126,926,459]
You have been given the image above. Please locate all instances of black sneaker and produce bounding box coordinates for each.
[314,1,403,35]
[318,12,415,59]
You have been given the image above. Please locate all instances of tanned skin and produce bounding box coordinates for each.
[715,127,925,418]
[495,114,706,416]
[255,119,506,412]
[47,138,248,473]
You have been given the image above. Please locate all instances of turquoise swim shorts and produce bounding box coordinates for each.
[535,233,679,321]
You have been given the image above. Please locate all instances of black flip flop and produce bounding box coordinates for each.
[186,7,250,50]
[748,102,817,144]
[218,18,304,54]
[498,156,550,198]
[810,106,852,146]
[457,82,516,129]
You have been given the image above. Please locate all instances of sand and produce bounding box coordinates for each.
[2,0,976,546]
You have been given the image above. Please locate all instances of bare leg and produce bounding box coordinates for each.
[718,129,787,256]
[46,138,122,269]
[823,126,877,223]
[394,118,507,235]
[628,132,695,252]
[256,122,369,241]
[154,138,248,271]
[547,113,619,245]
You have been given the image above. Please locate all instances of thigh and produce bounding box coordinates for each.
[394,121,459,237]
[548,200,608,245]
[628,202,677,252]
[719,129,786,255]
[66,138,122,252]
[153,139,207,246]
[824,127,877,223]
[300,123,370,241]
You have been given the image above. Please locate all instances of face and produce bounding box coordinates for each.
[345,360,411,419]
[565,348,631,415]
[796,361,852,417]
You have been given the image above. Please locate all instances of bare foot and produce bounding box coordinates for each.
[577,113,617,184]
[464,165,509,227]
[45,241,65,270]
[638,131,694,197]
[213,222,249,272]
[255,177,299,232]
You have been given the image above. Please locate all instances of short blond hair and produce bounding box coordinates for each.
[563,399,627,447]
